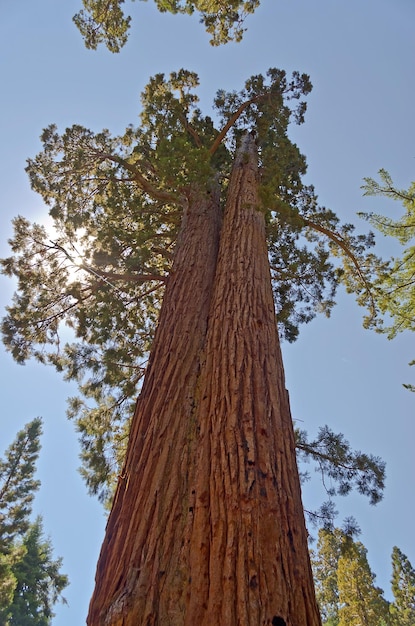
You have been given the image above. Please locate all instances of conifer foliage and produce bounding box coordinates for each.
[0,419,41,549]
[1,68,391,624]
[337,541,389,626]
[0,421,68,624]
[1,70,385,511]
[390,546,415,626]
[360,170,415,338]
[73,0,261,51]
[312,527,415,626]
[360,171,415,388]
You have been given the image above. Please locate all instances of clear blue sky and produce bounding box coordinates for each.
[0,1,414,623]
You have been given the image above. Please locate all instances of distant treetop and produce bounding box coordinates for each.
[73,0,261,51]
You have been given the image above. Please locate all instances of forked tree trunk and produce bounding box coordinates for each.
[186,133,321,625]
[88,135,321,625]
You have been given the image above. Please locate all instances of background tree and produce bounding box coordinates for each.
[73,0,261,51]
[312,527,415,626]
[312,527,391,626]
[337,540,390,626]
[0,418,42,614]
[6,517,68,626]
[360,171,415,389]
[0,419,41,545]
[390,546,415,626]
[0,421,68,624]
[311,527,348,626]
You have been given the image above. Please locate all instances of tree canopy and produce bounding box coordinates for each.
[337,540,389,626]
[1,69,386,511]
[73,0,261,51]
[0,419,41,553]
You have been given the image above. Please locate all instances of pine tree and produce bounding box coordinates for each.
[311,528,345,626]
[390,546,415,626]
[2,69,388,624]
[0,547,24,621]
[360,171,415,389]
[73,0,261,51]
[337,540,390,626]
[312,527,393,626]
[0,418,43,615]
[0,419,41,546]
[6,517,68,626]
[0,423,68,624]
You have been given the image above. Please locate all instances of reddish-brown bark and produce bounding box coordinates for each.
[88,136,321,625]
[186,133,321,625]
[87,185,222,624]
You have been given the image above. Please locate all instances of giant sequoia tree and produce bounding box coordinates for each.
[2,69,386,624]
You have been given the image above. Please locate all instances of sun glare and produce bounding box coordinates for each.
[66,244,86,282]
[48,225,90,284]
[64,232,92,284]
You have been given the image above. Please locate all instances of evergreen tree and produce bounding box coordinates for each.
[360,171,415,389]
[73,0,261,51]
[2,69,389,624]
[1,71,385,514]
[0,419,41,546]
[312,527,392,626]
[390,546,415,626]
[0,423,68,624]
[0,547,24,622]
[6,517,68,626]
[311,528,345,626]
[337,540,390,626]
[0,418,43,615]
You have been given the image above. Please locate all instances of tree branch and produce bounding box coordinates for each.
[95,151,180,205]
[296,441,364,473]
[179,115,203,148]
[89,268,167,284]
[301,217,376,317]
[209,95,262,156]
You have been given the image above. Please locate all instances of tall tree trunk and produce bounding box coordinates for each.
[88,135,321,625]
[186,133,321,625]
[87,185,222,625]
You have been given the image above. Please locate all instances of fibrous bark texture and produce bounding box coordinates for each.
[88,135,321,626]
[87,185,222,624]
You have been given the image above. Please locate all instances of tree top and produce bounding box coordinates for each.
[73,1,261,51]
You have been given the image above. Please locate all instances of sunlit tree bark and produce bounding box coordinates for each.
[87,184,222,624]
[88,134,321,625]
